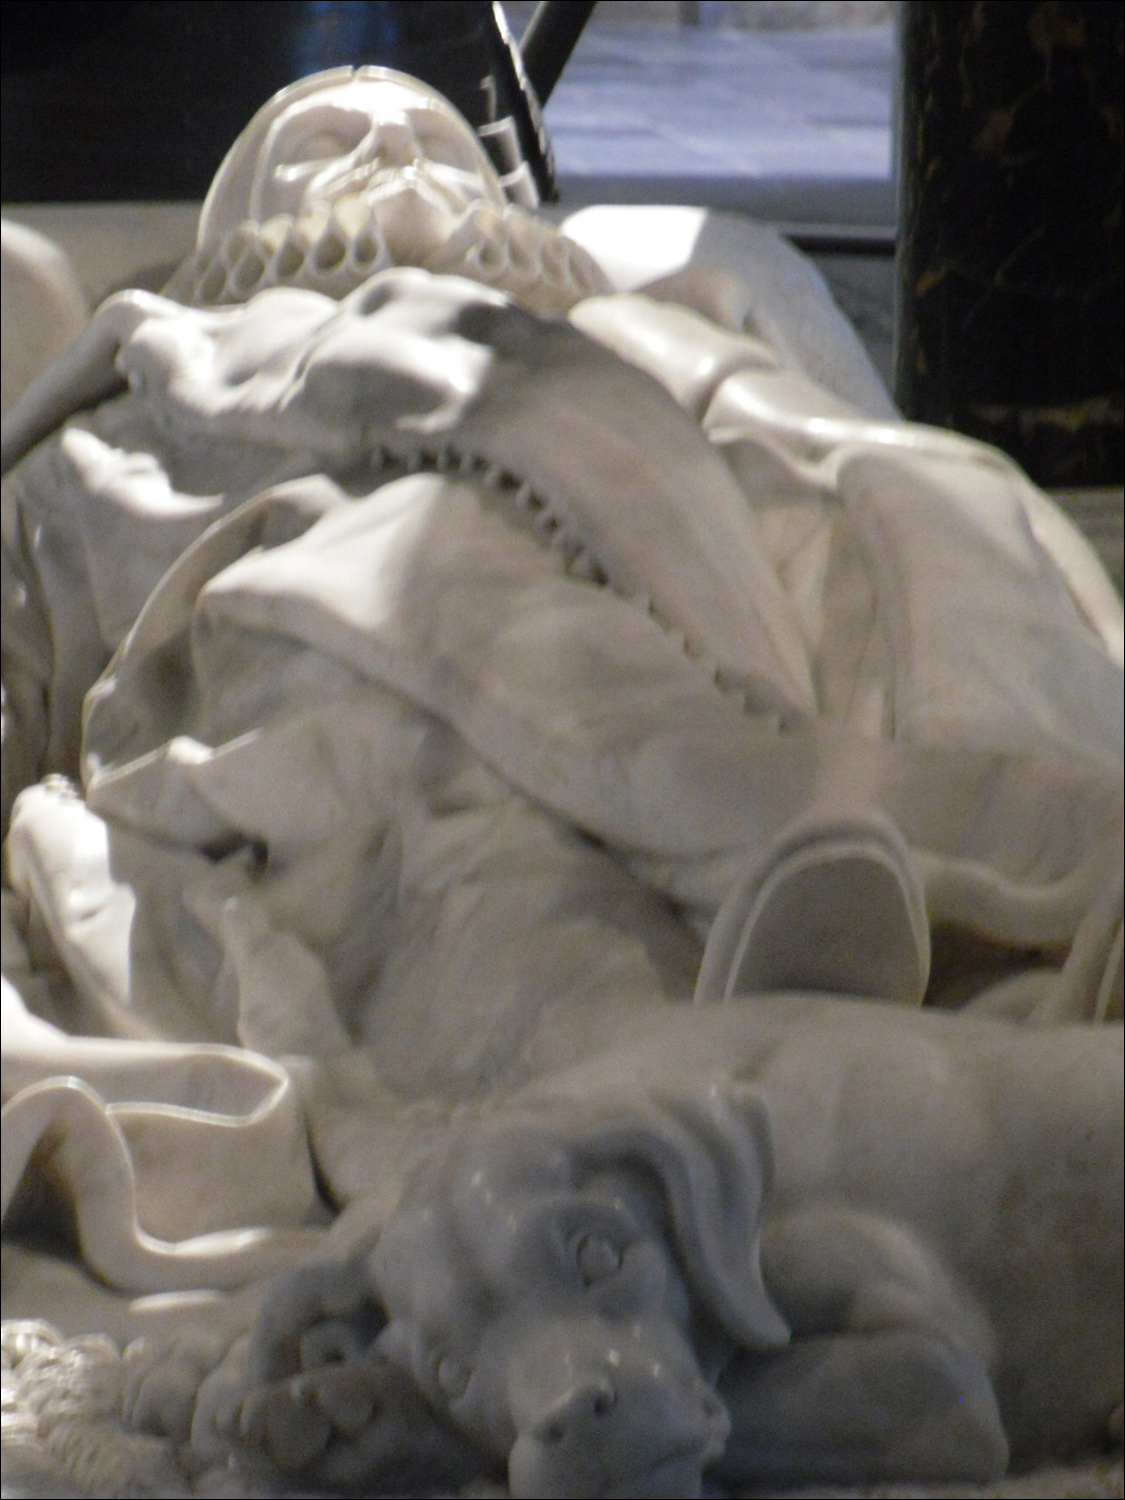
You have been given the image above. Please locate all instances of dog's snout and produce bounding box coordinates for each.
[506,1319,723,1497]
[532,1371,618,1447]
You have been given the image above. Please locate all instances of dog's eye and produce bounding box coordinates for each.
[572,1230,623,1284]
[436,1354,470,1399]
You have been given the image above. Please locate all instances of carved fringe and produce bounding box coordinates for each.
[165,194,610,320]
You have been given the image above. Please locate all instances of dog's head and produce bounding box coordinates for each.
[373,1086,788,1498]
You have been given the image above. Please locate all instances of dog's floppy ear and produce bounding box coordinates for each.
[571,1084,789,1351]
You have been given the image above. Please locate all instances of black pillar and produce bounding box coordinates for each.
[895,1,1123,487]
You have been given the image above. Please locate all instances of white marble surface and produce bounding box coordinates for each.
[1,69,1121,1500]
[0,221,89,413]
[3,264,1120,1494]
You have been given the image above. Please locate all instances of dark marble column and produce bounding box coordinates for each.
[895,1,1123,487]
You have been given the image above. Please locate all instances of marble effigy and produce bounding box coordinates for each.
[1,67,1122,1499]
[162,66,610,317]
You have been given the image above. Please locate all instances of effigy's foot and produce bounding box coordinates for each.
[695,811,930,1006]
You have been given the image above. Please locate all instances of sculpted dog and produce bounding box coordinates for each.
[204,997,1123,1497]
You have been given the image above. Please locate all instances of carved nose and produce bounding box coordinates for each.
[531,1373,618,1448]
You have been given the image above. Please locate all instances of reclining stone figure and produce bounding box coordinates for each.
[2,64,1122,1500]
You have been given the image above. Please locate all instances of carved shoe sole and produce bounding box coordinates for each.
[695,812,930,1007]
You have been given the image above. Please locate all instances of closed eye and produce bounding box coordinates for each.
[435,1352,470,1400]
[570,1229,623,1285]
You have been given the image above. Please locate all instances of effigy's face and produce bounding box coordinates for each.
[171,66,608,313]
[248,78,503,223]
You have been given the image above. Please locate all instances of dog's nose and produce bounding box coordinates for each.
[530,1371,618,1447]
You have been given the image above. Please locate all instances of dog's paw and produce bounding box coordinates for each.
[236,1358,388,1476]
[209,1352,480,1488]
[189,1258,482,1488]
[189,1332,256,1470]
[235,1368,338,1471]
[122,1328,234,1443]
[247,1257,384,1383]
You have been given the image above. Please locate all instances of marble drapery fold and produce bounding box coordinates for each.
[1,265,1121,1342]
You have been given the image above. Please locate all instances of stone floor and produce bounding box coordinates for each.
[515,9,897,229]
[519,9,900,392]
